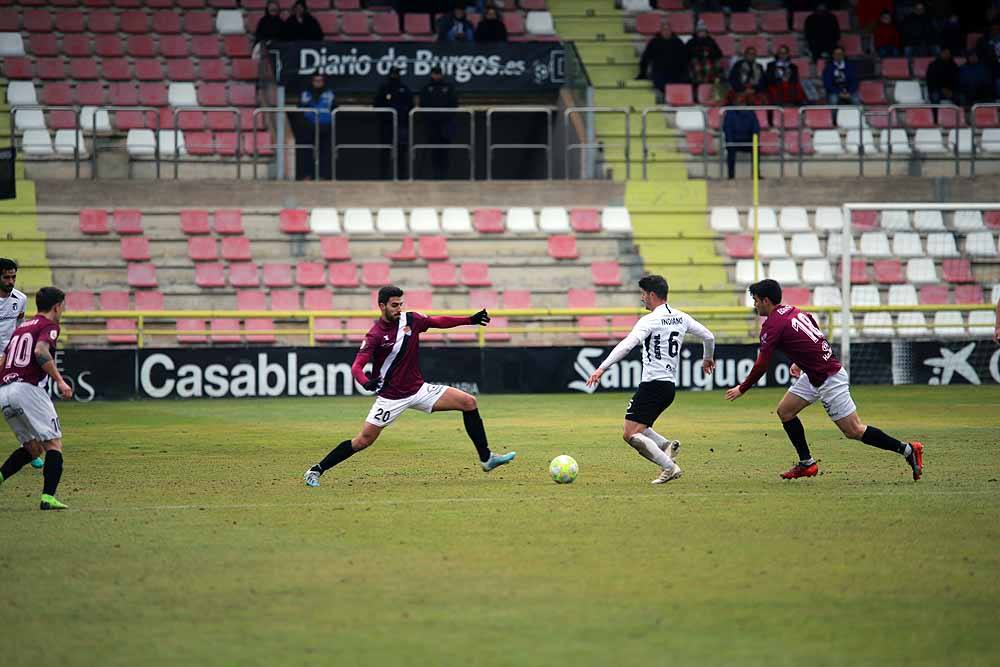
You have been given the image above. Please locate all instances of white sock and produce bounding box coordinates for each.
[629,433,674,469]
[643,428,670,447]
[902,444,912,458]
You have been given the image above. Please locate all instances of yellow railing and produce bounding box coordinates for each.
[55,304,997,348]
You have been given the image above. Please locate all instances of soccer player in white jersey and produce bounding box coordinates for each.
[0,258,41,470]
[586,275,716,484]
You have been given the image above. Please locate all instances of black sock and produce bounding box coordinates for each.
[316,440,356,472]
[861,426,908,455]
[782,417,813,462]
[42,450,63,496]
[0,448,33,481]
[462,409,491,463]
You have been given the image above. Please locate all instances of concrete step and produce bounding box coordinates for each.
[553,18,626,41]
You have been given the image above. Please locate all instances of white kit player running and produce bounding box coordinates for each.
[587,275,716,485]
[0,258,42,471]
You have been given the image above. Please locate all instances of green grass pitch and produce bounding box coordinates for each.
[2,386,999,666]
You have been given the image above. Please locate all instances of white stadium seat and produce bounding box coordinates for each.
[912,210,945,231]
[735,259,765,284]
[676,110,705,131]
[538,207,570,233]
[744,207,777,231]
[525,11,556,35]
[862,312,895,337]
[893,80,925,104]
[933,311,965,337]
[925,232,959,257]
[948,128,974,154]
[757,233,787,258]
[897,312,929,336]
[914,129,947,153]
[440,207,472,233]
[768,259,800,284]
[376,208,408,234]
[965,231,998,257]
[952,211,984,231]
[710,207,741,232]
[885,129,912,155]
[54,129,87,156]
[168,83,198,108]
[812,286,842,306]
[814,207,844,231]
[880,210,910,231]
[891,232,923,258]
[343,208,375,234]
[216,9,245,34]
[7,81,38,106]
[982,129,1000,153]
[905,258,937,284]
[888,284,918,305]
[601,207,632,232]
[310,208,341,234]
[21,129,53,156]
[126,129,156,156]
[860,232,891,257]
[826,233,857,257]
[992,285,1000,303]
[802,259,833,285]
[968,311,996,337]
[13,108,45,131]
[0,32,25,57]
[157,130,186,157]
[836,108,865,129]
[790,233,822,258]
[813,130,844,155]
[80,106,111,133]
[845,129,879,154]
[621,0,653,11]
[779,207,811,231]
[506,207,537,233]
[409,208,440,234]
[850,285,881,306]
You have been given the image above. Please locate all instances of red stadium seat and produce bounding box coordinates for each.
[468,289,500,309]
[134,59,165,82]
[191,35,221,58]
[911,56,932,79]
[106,317,138,344]
[229,83,257,107]
[363,262,391,286]
[783,287,811,305]
[304,289,333,311]
[316,12,340,35]
[504,12,525,35]
[187,237,217,261]
[760,11,788,33]
[386,237,417,261]
[941,259,974,283]
[341,12,370,35]
[724,235,754,258]
[35,58,66,81]
[804,108,834,129]
[120,237,150,262]
[28,34,59,57]
[95,35,126,58]
[859,81,887,105]
[113,209,143,235]
[792,11,809,31]
[221,236,252,261]
[328,262,359,287]
[242,131,274,156]
[954,284,984,304]
[372,11,400,35]
[170,109,204,131]
[100,290,130,311]
[159,35,189,57]
[343,318,371,343]
[210,318,242,343]
[295,262,326,287]
[473,208,504,233]
[224,35,252,58]
[547,235,578,259]
[177,319,208,343]
[984,212,1000,229]
[125,35,157,58]
[198,83,227,107]
[270,289,300,310]
[279,209,310,234]
[49,110,77,130]
[729,12,756,33]
[418,236,449,261]
[236,291,274,343]
[198,59,228,81]
[23,8,52,32]
[873,259,904,284]
[570,208,601,233]
[578,315,610,341]
[904,108,935,129]
[66,291,96,311]
[214,209,244,234]
[55,11,86,33]
[403,289,433,310]
[685,131,718,156]
[404,13,432,35]
[127,263,158,288]
[335,0,361,8]
[152,10,182,33]
[665,13,693,34]
[185,132,215,156]
[321,237,351,262]
[80,209,109,235]
[840,34,862,57]
[504,289,533,308]
[665,84,694,107]
[231,59,258,81]
[120,10,148,33]
[0,9,17,32]
[918,285,949,304]
[135,291,164,310]
[41,83,72,105]
[836,258,869,284]
[568,288,597,309]
[851,210,879,230]
[180,210,211,234]
[974,107,1000,128]
[88,10,118,32]
[195,262,226,288]
[70,61,101,82]
[184,12,215,33]
[881,58,909,80]
[3,58,33,79]
[263,262,294,287]
[483,316,511,342]
[937,107,966,129]
[428,262,458,287]
[461,263,492,287]
[635,12,661,36]
[591,261,622,286]
[228,262,259,288]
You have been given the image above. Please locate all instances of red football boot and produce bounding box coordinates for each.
[906,441,924,481]
[780,462,818,479]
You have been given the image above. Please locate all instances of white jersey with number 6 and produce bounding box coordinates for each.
[598,303,716,383]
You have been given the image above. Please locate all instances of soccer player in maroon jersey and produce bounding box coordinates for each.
[0,287,73,510]
[724,279,923,481]
[303,285,516,487]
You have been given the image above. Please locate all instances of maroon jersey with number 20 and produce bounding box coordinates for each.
[1,314,60,388]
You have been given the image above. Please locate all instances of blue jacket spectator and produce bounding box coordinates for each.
[437,7,475,42]
[722,99,761,180]
[958,51,995,106]
[301,76,336,126]
[295,74,335,180]
[822,47,860,105]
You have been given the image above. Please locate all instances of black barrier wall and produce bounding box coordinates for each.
[54,341,1000,402]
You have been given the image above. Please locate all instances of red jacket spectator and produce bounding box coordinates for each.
[873,11,902,57]
[856,0,894,30]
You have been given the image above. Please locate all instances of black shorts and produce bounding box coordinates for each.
[625,380,676,427]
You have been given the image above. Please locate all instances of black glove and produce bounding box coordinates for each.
[363,377,379,392]
[470,309,491,326]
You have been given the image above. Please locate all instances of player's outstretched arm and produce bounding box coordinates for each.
[34,340,71,399]
[425,310,490,330]
[686,315,717,374]
[351,344,376,389]
[725,349,772,401]
[586,332,641,387]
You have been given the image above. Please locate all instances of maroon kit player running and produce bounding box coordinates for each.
[725,279,923,480]
[304,285,516,487]
[0,287,73,509]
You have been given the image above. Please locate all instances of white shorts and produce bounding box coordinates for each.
[787,368,857,422]
[0,382,62,445]
[365,383,447,428]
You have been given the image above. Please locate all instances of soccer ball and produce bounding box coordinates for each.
[549,455,578,484]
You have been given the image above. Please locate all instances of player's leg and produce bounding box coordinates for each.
[0,442,37,486]
[0,387,36,486]
[642,427,680,458]
[429,386,515,472]
[24,440,44,469]
[776,374,820,479]
[305,421,384,487]
[622,382,679,482]
[38,438,67,510]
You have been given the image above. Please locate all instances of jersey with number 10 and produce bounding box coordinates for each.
[759,304,842,387]
[626,304,714,383]
[1,314,60,388]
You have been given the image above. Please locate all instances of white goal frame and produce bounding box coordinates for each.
[839,202,1000,373]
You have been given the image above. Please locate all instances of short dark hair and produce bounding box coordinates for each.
[0,258,17,273]
[638,274,668,300]
[36,286,65,312]
[748,279,782,305]
[377,285,404,306]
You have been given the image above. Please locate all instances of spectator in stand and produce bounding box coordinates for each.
[873,10,902,58]
[823,46,860,105]
[283,0,324,42]
[419,66,459,179]
[437,7,475,42]
[687,21,725,95]
[722,94,762,180]
[976,21,1000,98]
[728,46,768,104]
[475,5,508,42]
[254,1,285,46]
[958,50,995,107]
[940,14,966,57]
[805,4,841,63]
[926,47,960,105]
[900,2,938,58]
[637,24,690,101]
[296,74,335,180]
[855,0,894,31]
[765,45,807,107]
[373,67,415,179]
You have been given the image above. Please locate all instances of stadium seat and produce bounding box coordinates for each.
[216,9,245,34]
[418,236,449,261]
[506,207,536,233]
[591,261,621,286]
[666,13,693,33]
[127,263,158,288]
[801,259,833,285]
[913,210,945,231]
[953,210,984,231]
[926,232,959,257]
[271,290,300,311]
[973,106,999,128]
[954,284,984,304]
[428,262,458,287]
[859,80,887,105]
[474,208,505,234]
[758,233,787,258]
[262,262,293,287]
[913,129,946,153]
[54,129,87,156]
[845,129,879,154]
[861,312,895,337]
[279,209,309,234]
[362,262,391,287]
[309,208,340,234]
[884,129,913,155]
[849,210,878,231]
[987,212,1000,230]
[783,288,811,305]
[386,237,416,262]
[675,110,705,131]
[126,129,160,157]
[538,207,570,233]
[341,12,370,36]
[20,130,53,156]
[933,311,965,337]
[710,207,742,233]
[525,11,555,35]
[968,310,996,337]
[940,258,973,282]
[376,208,408,234]
[724,235,754,259]
[66,290,96,311]
[812,286,842,307]
[578,315,611,342]
[888,284,918,306]
[906,258,938,284]
[320,237,351,262]
[804,108,834,130]
[742,208,777,231]
[120,237,150,262]
[860,232,891,257]
[812,130,844,155]
[826,233,857,257]
[601,207,632,233]
[547,235,578,260]
[778,207,810,232]
[850,285,881,306]
[567,288,596,308]
[896,311,929,336]
[213,209,244,235]
[410,208,440,235]
[948,129,974,154]
[228,262,259,288]
[814,207,843,231]
[665,84,694,107]
[768,259,800,285]
[879,210,910,231]
[328,263,359,287]
[983,130,1000,153]
[893,81,925,104]
[295,262,325,288]
[220,236,252,262]
[441,208,472,234]
[790,233,822,258]
[80,209,110,235]
[965,231,998,257]
[836,258,869,284]
[468,289,500,310]
[569,208,601,233]
[135,291,164,311]
[873,259,904,284]
[735,260,765,285]
[209,318,242,343]
[504,289,532,308]
[195,263,226,288]
[461,263,492,287]
[304,289,333,312]
[112,210,143,235]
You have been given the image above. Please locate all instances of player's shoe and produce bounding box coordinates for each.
[652,464,683,485]
[303,466,321,488]
[39,494,68,510]
[905,441,924,481]
[780,462,819,479]
[481,451,516,472]
[30,457,44,469]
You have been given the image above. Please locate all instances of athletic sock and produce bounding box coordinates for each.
[781,417,813,463]
[628,433,674,469]
[0,448,33,482]
[42,450,63,497]
[462,408,492,463]
[642,428,670,447]
[316,440,356,472]
[861,426,908,455]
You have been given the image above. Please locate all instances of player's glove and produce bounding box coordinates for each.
[470,309,491,326]
[363,377,379,392]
